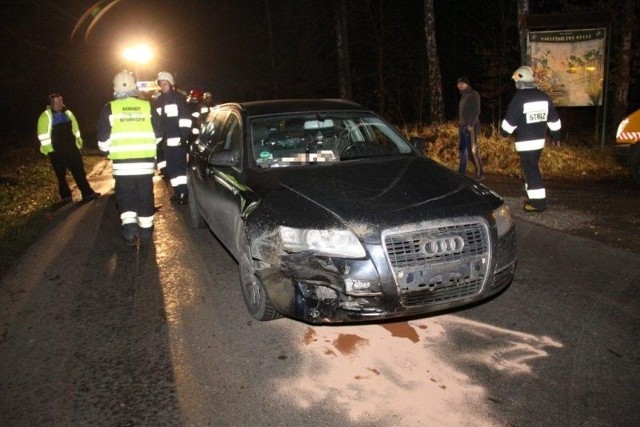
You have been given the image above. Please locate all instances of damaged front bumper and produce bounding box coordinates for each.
[254,226,516,324]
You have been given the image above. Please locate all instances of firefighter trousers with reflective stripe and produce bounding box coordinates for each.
[518,149,546,210]
[165,145,188,197]
[114,175,155,228]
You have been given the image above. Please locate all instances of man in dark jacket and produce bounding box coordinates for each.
[37,94,100,202]
[501,66,561,213]
[457,76,484,180]
[154,71,192,204]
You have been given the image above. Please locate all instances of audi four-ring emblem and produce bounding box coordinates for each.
[422,235,465,257]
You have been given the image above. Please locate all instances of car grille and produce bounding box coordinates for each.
[383,219,490,307]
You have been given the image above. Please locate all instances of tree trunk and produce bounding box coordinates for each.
[423,0,444,123]
[335,0,352,100]
[376,0,385,114]
[264,0,278,98]
[517,0,529,65]
[612,0,634,127]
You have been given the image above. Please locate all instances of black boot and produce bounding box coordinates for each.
[122,223,139,245]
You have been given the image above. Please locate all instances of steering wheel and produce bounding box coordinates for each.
[339,141,370,157]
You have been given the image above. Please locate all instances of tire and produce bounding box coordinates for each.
[238,234,281,321]
[187,180,206,229]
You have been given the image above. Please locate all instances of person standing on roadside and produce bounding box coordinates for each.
[197,91,216,126]
[501,66,561,213]
[456,76,484,180]
[37,93,100,203]
[97,70,161,245]
[154,71,192,204]
[186,89,203,144]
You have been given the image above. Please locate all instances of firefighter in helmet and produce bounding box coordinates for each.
[154,71,192,204]
[97,70,162,244]
[500,66,562,213]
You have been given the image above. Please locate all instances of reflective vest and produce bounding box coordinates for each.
[37,108,82,155]
[108,98,157,176]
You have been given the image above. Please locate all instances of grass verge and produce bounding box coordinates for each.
[405,123,630,180]
[0,144,104,278]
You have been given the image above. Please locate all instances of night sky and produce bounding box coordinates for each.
[1,0,638,146]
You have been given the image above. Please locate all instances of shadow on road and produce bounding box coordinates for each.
[0,193,182,425]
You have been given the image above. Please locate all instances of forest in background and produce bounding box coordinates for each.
[0,0,637,145]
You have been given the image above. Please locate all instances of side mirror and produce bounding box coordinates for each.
[206,150,237,176]
[208,149,236,167]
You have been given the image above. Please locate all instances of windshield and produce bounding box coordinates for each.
[249,112,413,169]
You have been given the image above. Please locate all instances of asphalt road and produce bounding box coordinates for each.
[0,162,639,426]
[484,173,640,255]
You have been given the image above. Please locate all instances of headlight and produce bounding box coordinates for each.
[493,204,513,238]
[279,226,366,258]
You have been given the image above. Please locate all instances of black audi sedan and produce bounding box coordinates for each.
[187,99,516,324]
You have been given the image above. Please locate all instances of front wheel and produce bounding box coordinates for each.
[187,179,206,229]
[238,234,281,321]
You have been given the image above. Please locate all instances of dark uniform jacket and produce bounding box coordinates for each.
[154,90,192,148]
[500,88,561,152]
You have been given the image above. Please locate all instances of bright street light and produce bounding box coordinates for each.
[122,44,153,80]
[123,44,153,64]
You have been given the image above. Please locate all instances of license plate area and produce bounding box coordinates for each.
[397,256,487,293]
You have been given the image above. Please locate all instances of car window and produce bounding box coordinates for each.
[200,110,230,152]
[223,113,243,163]
[250,112,412,168]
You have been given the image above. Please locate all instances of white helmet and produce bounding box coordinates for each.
[512,66,535,83]
[156,71,175,86]
[113,70,137,94]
